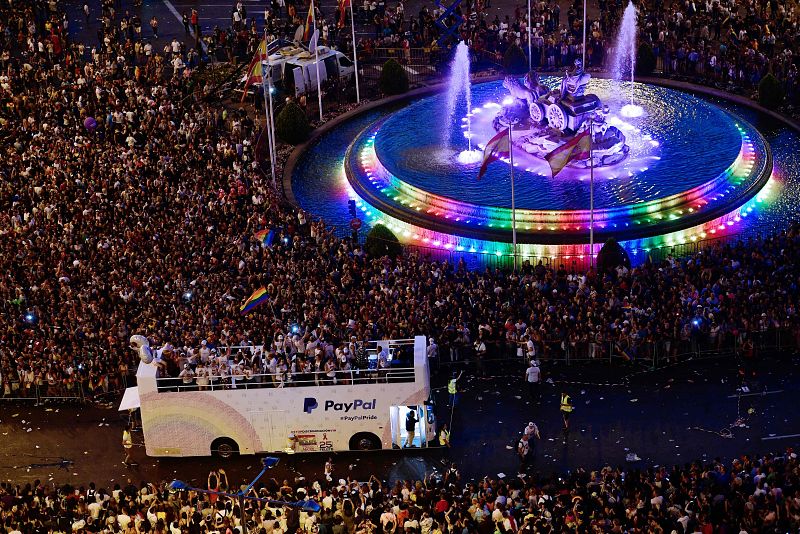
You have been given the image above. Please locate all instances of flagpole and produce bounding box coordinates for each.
[261,33,275,189]
[582,0,587,68]
[266,33,278,189]
[527,0,532,72]
[508,125,518,271]
[349,1,360,103]
[311,0,323,121]
[589,117,594,268]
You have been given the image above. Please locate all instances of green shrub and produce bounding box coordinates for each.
[379,59,409,95]
[758,73,784,110]
[275,102,310,145]
[502,44,527,75]
[596,238,631,274]
[365,224,403,259]
[636,43,656,76]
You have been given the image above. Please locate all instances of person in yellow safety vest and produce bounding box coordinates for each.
[560,391,573,433]
[448,370,463,407]
[438,423,451,447]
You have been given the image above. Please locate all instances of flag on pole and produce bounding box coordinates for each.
[240,40,269,102]
[303,5,314,41]
[240,286,269,315]
[478,127,511,179]
[544,129,592,177]
[309,28,319,54]
[338,0,350,28]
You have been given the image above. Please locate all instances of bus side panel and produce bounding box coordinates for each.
[139,390,263,456]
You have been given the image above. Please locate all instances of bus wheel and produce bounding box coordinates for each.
[349,432,381,451]
[211,438,239,458]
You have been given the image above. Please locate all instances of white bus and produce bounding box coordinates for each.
[120,337,435,457]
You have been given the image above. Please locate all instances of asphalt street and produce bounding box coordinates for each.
[3,352,800,489]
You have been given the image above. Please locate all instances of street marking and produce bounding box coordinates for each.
[161,0,208,53]
[761,433,800,441]
[727,389,784,398]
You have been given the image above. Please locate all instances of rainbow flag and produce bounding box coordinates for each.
[545,130,591,177]
[254,228,277,247]
[478,128,510,179]
[240,286,269,315]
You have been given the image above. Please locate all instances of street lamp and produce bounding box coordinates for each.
[169,457,321,534]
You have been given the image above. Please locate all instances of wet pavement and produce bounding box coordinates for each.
[3,351,800,489]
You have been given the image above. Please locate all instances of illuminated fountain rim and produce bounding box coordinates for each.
[346,174,778,258]
[345,113,772,245]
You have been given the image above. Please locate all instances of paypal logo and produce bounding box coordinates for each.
[303,397,319,413]
[303,397,377,414]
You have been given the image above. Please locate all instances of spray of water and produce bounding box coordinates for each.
[445,42,482,163]
[610,1,643,116]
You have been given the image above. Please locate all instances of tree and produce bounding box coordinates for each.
[379,59,409,95]
[502,44,527,75]
[275,102,310,145]
[364,224,403,259]
[596,238,631,274]
[636,43,656,76]
[758,73,784,110]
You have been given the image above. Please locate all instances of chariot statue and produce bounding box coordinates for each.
[496,61,629,168]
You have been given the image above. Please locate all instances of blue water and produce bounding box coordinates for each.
[372,79,747,210]
[291,108,391,230]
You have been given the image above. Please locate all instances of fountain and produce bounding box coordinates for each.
[445,42,482,164]
[290,32,777,262]
[611,1,643,118]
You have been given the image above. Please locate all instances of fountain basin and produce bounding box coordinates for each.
[290,78,778,256]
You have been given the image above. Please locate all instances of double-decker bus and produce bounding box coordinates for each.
[120,337,435,457]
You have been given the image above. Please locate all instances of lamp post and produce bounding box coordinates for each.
[169,457,321,534]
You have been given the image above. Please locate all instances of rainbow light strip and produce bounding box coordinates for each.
[344,169,779,260]
[351,121,764,237]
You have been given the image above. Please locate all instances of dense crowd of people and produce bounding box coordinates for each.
[1,1,800,532]
[2,449,800,532]
[2,0,800,399]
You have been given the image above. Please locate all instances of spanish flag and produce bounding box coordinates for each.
[544,129,592,177]
[477,127,511,179]
[240,286,269,316]
[338,0,350,28]
[240,40,269,102]
[303,5,314,41]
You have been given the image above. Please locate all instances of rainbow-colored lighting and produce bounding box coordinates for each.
[344,170,778,259]
[350,122,764,239]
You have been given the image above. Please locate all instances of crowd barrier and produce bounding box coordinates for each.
[430,327,799,372]
[0,372,135,404]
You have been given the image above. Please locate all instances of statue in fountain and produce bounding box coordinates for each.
[495,62,630,170]
[559,59,591,100]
